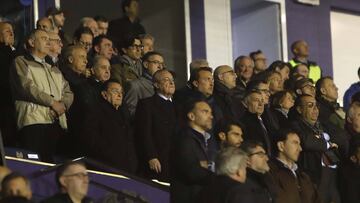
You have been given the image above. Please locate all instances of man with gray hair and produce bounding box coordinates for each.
[139,34,154,56]
[80,17,99,37]
[197,147,248,203]
[233,55,254,99]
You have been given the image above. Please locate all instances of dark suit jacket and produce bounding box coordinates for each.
[290,119,328,185]
[170,127,214,203]
[339,161,360,203]
[134,94,176,181]
[81,99,137,173]
[241,111,272,155]
[41,193,93,203]
[241,169,273,203]
[197,175,248,203]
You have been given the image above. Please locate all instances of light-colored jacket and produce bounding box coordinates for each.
[10,54,73,129]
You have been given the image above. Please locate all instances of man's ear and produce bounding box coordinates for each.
[218,132,226,142]
[27,38,35,48]
[187,112,195,121]
[68,56,74,64]
[121,48,127,55]
[350,155,357,164]
[153,82,159,89]
[296,89,302,95]
[347,116,353,124]
[143,61,149,69]
[59,176,67,188]
[277,141,284,153]
[192,80,199,88]
[101,91,107,100]
[296,105,302,114]
[94,45,100,53]
[320,87,326,95]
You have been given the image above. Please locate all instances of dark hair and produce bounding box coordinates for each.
[290,40,304,55]
[2,172,30,195]
[214,119,244,142]
[270,90,293,109]
[241,140,264,154]
[189,67,213,85]
[122,0,138,13]
[274,128,299,155]
[358,67,360,78]
[101,79,122,92]
[291,63,308,76]
[183,98,209,120]
[55,161,86,189]
[293,94,313,110]
[46,7,64,17]
[94,15,108,23]
[117,35,140,52]
[315,76,333,98]
[142,51,163,62]
[249,50,263,61]
[93,34,111,47]
[268,60,291,72]
[73,27,93,41]
[246,79,268,92]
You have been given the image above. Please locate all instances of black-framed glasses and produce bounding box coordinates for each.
[147,60,166,68]
[63,172,89,179]
[249,151,268,157]
[129,44,144,50]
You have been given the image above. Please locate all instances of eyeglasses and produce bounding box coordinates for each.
[249,151,268,157]
[63,172,89,179]
[220,70,236,76]
[79,41,92,48]
[108,89,123,95]
[147,60,166,68]
[257,88,270,94]
[129,44,144,50]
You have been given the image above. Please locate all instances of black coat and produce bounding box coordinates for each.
[213,82,245,122]
[241,111,272,156]
[134,94,176,181]
[290,119,329,185]
[170,127,214,203]
[41,193,93,203]
[241,169,273,203]
[81,99,137,173]
[197,175,248,203]
[339,162,360,203]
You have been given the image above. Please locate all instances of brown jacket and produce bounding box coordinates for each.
[269,159,323,203]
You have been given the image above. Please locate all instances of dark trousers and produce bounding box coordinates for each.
[319,167,341,203]
[19,123,64,163]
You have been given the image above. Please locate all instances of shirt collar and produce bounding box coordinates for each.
[157,93,172,102]
[32,54,46,64]
[277,158,298,175]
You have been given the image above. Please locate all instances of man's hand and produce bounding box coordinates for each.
[51,101,66,116]
[149,158,161,173]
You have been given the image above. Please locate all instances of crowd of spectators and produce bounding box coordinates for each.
[1,0,360,202]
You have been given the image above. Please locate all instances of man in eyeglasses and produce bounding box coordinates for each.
[240,141,273,203]
[111,35,143,87]
[47,31,63,65]
[42,161,92,203]
[290,94,342,203]
[73,27,94,53]
[125,51,165,116]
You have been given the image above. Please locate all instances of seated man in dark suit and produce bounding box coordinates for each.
[171,99,215,203]
[291,94,341,203]
[134,69,176,181]
[241,90,272,156]
[197,147,248,203]
[269,129,322,203]
[241,141,273,203]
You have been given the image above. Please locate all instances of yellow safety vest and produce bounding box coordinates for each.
[289,59,322,82]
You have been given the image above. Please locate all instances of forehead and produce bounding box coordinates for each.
[250,92,262,100]
[0,23,13,31]
[39,18,51,25]
[48,33,60,39]
[240,58,252,64]
[323,78,334,86]
[80,33,93,40]
[194,101,211,111]
[133,39,141,44]
[148,54,163,61]
[73,47,87,55]
[158,71,173,79]
[64,164,86,173]
[252,145,265,153]
[96,58,110,66]
[286,133,300,142]
[198,70,212,77]
[35,30,49,38]
[108,82,122,89]
[301,95,316,104]
[218,66,232,73]
[257,82,269,89]
[101,38,112,44]
[229,125,242,132]
[254,53,265,58]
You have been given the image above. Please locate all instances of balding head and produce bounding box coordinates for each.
[0,22,14,46]
[214,65,237,89]
[36,17,53,32]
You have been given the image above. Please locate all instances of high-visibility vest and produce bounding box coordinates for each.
[289,59,322,82]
